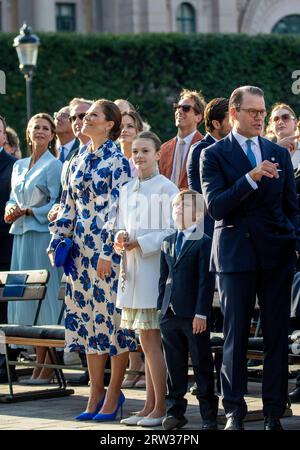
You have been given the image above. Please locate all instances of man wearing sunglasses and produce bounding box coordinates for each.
[54,106,79,163]
[159,89,205,189]
[200,86,298,431]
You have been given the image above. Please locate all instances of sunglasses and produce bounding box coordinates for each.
[69,113,86,123]
[173,103,195,113]
[272,113,295,122]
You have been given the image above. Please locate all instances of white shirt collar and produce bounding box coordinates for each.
[176,130,197,148]
[60,138,76,152]
[232,130,259,148]
[178,223,197,238]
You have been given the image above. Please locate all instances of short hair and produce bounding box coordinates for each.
[172,189,201,214]
[270,102,297,120]
[229,86,264,109]
[0,114,7,130]
[204,98,229,133]
[179,89,206,116]
[133,131,161,151]
[94,99,122,141]
[5,127,19,148]
[69,97,93,109]
[26,113,57,157]
[122,111,143,133]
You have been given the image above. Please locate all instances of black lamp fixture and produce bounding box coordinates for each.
[13,23,40,122]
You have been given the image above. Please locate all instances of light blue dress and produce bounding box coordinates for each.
[7,150,63,326]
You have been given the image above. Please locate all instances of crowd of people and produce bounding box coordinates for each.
[1,85,300,430]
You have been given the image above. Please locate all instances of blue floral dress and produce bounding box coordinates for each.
[48,140,137,356]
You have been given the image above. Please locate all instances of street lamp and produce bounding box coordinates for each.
[13,23,40,122]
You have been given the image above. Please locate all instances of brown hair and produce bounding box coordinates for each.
[5,127,20,148]
[26,113,57,157]
[133,131,161,151]
[179,88,206,117]
[173,189,202,216]
[94,99,122,141]
[122,111,143,133]
[204,98,229,133]
[229,86,264,109]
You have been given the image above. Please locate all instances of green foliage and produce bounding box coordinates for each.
[1,32,300,150]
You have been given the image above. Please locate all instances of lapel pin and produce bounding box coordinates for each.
[271,157,275,162]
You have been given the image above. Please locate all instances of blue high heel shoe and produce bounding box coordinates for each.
[75,392,106,421]
[92,391,125,421]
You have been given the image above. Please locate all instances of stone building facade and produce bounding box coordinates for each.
[1,0,300,35]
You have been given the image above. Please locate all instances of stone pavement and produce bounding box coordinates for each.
[0,374,299,430]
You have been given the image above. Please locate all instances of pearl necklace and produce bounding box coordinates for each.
[134,171,158,191]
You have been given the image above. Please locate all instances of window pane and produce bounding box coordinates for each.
[176,2,196,33]
[56,3,76,32]
[272,15,300,34]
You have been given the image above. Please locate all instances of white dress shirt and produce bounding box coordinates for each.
[232,130,262,190]
[58,138,76,161]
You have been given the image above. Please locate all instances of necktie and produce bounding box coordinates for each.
[175,231,184,259]
[173,139,185,186]
[59,146,66,163]
[245,139,256,168]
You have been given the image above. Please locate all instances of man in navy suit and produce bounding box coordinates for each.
[200,86,298,430]
[187,97,231,204]
[158,190,218,430]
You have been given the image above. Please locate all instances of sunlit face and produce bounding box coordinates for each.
[0,120,6,148]
[27,118,54,149]
[54,107,71,134]
[131,138,160,172]
[172,195,201,230]
[69,103,90,139]
[270,107,297,139]
[230,93,266,138]
[82,103,113,139]
[119,115,137,145]
[175,97,202,130]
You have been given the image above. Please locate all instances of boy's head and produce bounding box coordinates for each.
[172,189,204,230]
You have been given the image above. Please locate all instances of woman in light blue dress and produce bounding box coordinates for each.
[5,113,62,382]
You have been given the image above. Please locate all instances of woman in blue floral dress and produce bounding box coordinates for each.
[49,99,136,421]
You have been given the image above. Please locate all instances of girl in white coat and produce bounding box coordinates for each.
[115,131,179,427]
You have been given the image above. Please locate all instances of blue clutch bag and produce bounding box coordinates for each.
[54,238,73,275]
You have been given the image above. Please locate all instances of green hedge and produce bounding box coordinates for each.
[1,32,300,149]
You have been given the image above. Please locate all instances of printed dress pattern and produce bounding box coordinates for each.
[49,140,137,355]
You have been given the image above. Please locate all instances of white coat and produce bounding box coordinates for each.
[116,174,179,309]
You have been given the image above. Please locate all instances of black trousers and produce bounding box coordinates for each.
[160,311,218,422]
[216,267,294,419]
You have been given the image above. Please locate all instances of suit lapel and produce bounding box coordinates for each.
[222,133,254,176]
[175,238,196,266]
[179,130,203,186]
[166,232,177,266]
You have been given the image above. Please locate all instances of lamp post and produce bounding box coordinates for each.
[13,23,40,122]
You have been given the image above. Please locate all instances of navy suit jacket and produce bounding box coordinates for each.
[187,133,216,237]
[0,149,16,266]
[157,230,215,319]
[187,133,216,193]
[200,133,298,272]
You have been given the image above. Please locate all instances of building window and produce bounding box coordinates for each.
[176,2,196,33]
[56,3,76,32]
[272,15,300,34]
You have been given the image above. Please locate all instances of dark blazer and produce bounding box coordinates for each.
[56,139,80,203]
[187,133,216,237]
[0,149,16,266]
[157,230,215,318]
[187,133,216,193]
[200,133,298,272]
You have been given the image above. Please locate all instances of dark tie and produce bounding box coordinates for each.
[175,231,184,258]
[245,139,256,168]
[59,146,66,163]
